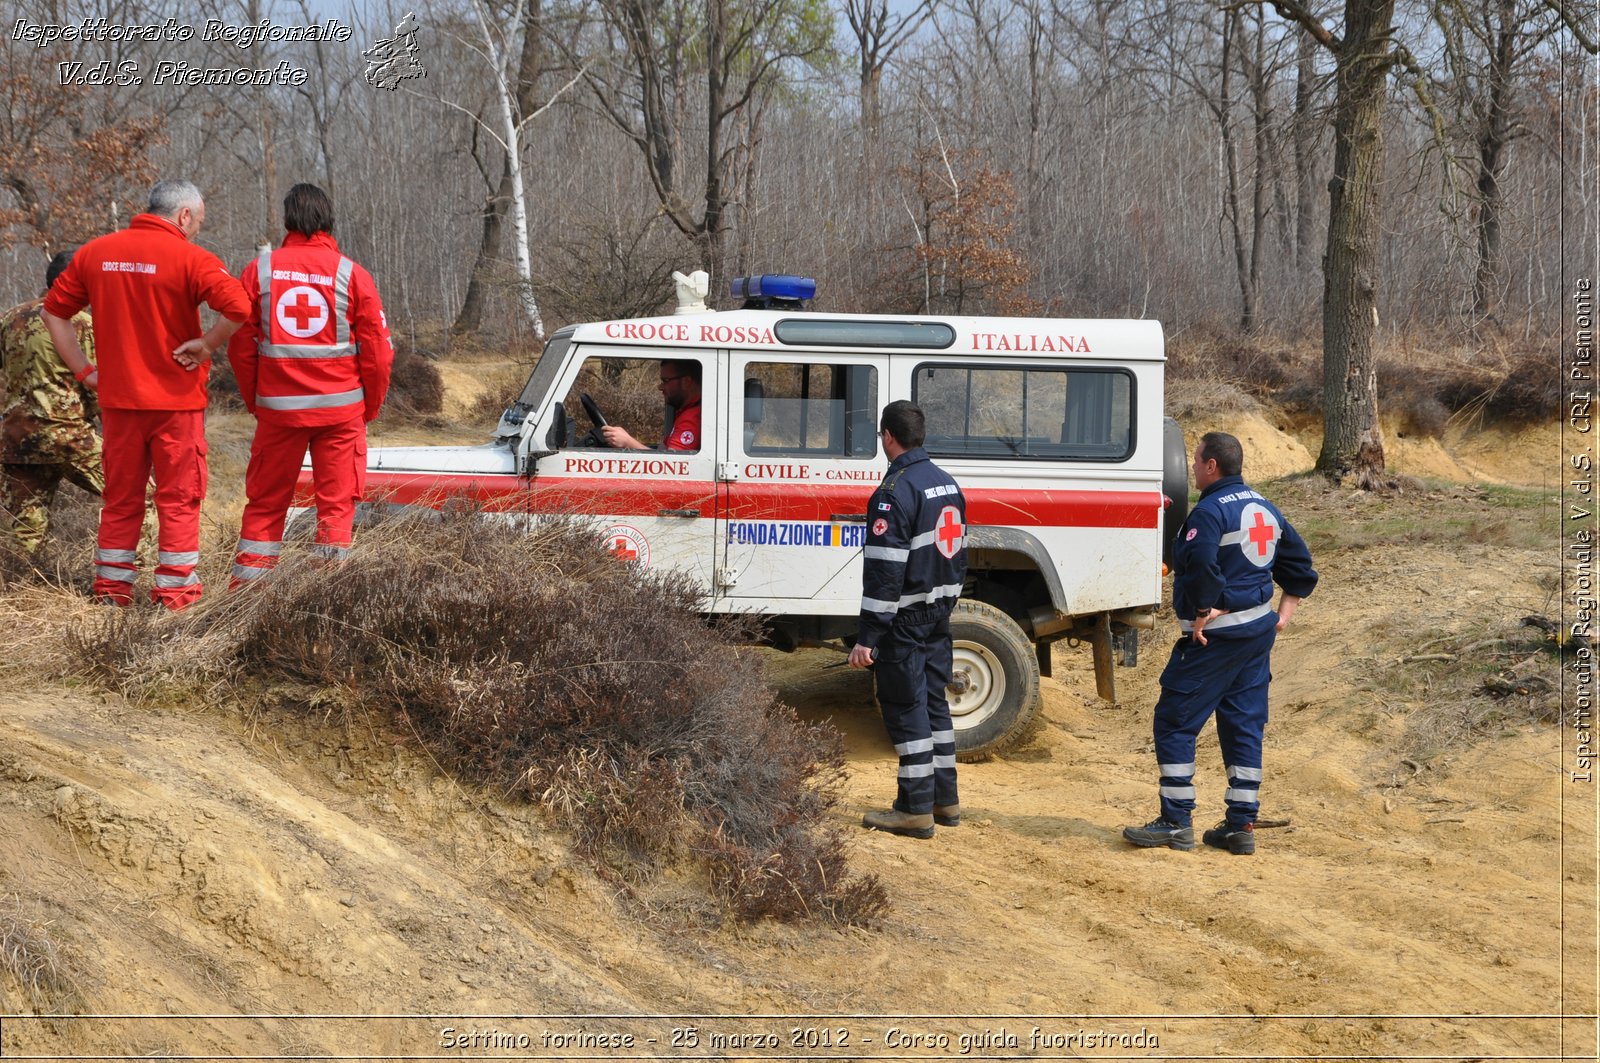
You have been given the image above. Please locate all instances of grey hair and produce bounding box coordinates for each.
[147,179,203,218]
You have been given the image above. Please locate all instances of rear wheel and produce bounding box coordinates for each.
[947,599,1042,761]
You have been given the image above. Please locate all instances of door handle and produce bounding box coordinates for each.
[659,508,700,518]
[831,513,868,523]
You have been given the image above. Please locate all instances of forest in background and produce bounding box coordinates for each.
[1,0,1594,362]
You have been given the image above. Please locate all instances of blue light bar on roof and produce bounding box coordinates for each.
[731,274,817,302]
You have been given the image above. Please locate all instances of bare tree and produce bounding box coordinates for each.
[292,0,362,198]
[584,0,832,285]
[1267,0,1398,482]
[428,0,589,340]
[0,51,164,253]
[1431,0,1565,324]
[1292,24,1323,267]
[844,0,936,143]
[450,0,548,336]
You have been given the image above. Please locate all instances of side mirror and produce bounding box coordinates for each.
[546,404,569,450]
[494,403,527,442]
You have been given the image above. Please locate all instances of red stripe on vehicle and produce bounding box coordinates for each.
[969,490,1160,529]
[311,471,1160,530]
[306,471,716,516]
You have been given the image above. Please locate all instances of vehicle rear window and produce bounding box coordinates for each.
[912,365,1134,461]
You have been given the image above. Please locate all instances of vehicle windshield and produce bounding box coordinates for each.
[515,327,576,411]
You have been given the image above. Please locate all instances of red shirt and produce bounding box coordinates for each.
[665,398,701,451]
[44,214,248,411]
[228,232,393,425]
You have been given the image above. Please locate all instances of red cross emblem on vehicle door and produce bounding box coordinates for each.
[275,285,331,339]
[1239,503,1279,568]
[936,505,964,559]
[603,524,650,567]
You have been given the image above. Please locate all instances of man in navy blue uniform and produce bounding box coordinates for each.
[849,400,967,839]
[1124,431,1318,856]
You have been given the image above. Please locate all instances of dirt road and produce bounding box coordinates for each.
[0,416,1591,1061]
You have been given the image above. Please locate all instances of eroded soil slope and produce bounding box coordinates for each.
[0,416,1591,1061]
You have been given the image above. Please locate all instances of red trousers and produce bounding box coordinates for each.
[95,409,207,609]
[232,415,366,588]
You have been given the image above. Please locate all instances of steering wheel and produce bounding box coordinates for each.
[579,392,612,447]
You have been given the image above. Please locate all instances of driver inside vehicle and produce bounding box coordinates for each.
[600,359,702,452]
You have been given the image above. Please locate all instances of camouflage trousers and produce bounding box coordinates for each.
[2,454,105,555]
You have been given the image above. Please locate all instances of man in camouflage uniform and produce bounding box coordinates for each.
[1,250,103,555]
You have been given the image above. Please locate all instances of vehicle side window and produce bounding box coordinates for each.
[913,365,1134,460]
[557,355,700,449]
[742,361,878,458]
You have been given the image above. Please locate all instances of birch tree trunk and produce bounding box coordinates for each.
[453,0,545,338]
[477,0,546,340]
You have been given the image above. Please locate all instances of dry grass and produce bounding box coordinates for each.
[1388,617,1561,768]
[49,512,887,927]
[1349,614,1566,771]
[0,896,75,1012]
[1165,325,1559,435]
[468,362,536,424]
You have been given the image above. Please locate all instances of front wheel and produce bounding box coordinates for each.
[946,599,1042,760]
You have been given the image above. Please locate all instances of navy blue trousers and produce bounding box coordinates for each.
[875,614,959,814]
[1152,624,1276,828]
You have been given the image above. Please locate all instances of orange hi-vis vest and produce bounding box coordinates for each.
[252,248,365,418]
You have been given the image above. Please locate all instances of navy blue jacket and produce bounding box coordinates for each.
[1172,475,1318,639]
[857,447,967,649]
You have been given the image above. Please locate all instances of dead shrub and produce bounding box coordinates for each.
[207,358,246,412]
[1435,349,1559,424]
[1165,379,1258,422]
[1165,328,1319,417]
[537,218,679,326]
[1379,343,1558,437]
[65,514,887,926]
[469,362,535,425]
[700,823,889,924]
[0,481,101,598]
[1366,617,1567,770]
[384,348,446,417]
[1167,327,1558,435]
[1381,360,1456,437]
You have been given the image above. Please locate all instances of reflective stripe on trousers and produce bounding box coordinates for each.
[96,409,207,610]
[1151,625,1276,828]
[231,538,282,588]
[873,614,959,814]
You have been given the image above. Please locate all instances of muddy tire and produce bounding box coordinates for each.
[947,599,1042,761]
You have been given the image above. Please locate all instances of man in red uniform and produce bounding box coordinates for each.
[227,183,393,587]
[43,179,249,608]
[600,359,701,451]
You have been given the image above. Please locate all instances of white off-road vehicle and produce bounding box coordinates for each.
[302,274,1186,758]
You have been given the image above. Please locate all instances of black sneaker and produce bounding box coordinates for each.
[1122,817,1195,851]
[1202,820,1256,855]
